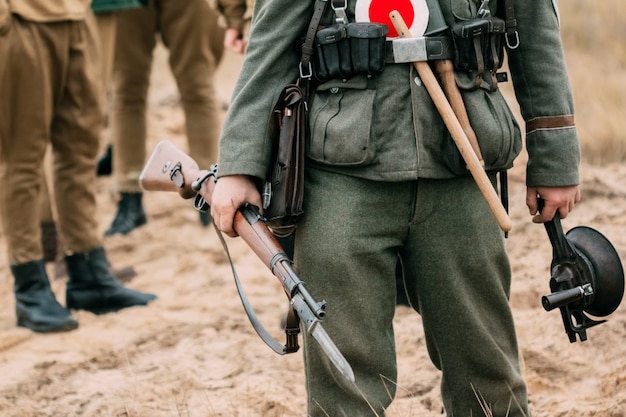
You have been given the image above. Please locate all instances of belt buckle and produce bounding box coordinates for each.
[392,37,428,63]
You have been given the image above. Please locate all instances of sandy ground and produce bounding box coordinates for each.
[0,45,625,417]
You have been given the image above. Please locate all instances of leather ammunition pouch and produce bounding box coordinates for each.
[451,16,507,89]
[314,22,388,81]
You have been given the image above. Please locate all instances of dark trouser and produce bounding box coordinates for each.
[0,13,103,263]
[296,167,529,417]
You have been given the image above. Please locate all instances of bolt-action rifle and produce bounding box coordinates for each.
[139,140,355,382]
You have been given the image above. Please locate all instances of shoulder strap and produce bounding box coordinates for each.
[299,0,328,79]
[500,0,519,49]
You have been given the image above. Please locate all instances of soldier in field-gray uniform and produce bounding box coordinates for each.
[210,0,581,415]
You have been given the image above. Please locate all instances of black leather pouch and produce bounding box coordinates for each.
[315,22,388,81]
[346,22,388,74]
[451,16,506,87]
[451,18,491,73]
[262,84,307,237]
[315,24,352,80]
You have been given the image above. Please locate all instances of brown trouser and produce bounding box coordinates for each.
[95,11,118,111]
[39,11,118,226]
[0,13,103,263]
[111,0,222,192]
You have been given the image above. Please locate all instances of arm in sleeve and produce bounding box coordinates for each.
[506,0,581,187]
[216,0,312,180]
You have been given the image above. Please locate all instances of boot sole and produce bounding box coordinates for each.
[17,318,79,333]
[67,293,157,315]
[105,216,147,236]
[68,301,152,315]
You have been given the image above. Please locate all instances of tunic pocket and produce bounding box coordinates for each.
[307,76,377,167]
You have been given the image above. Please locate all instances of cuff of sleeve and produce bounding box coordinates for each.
[526,115,575,135]
[525,126,581,187]
[216,159,266,181]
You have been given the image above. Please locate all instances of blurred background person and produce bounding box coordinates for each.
[105,0,247,236]
[0,0,157,333]
[39,0,146,278]
[221,0,252,53]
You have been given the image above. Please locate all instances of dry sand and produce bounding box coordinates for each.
[0,45,625,417]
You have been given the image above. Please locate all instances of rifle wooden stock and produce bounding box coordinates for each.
[139,142,297,265]
[139,140,207,199]
[236,206,326,319]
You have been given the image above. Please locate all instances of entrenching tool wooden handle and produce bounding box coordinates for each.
[389,11,512,232]
[433,59,484,163]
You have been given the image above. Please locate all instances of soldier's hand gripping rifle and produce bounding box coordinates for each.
[139,140,355,382]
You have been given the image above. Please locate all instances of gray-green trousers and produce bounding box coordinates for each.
[0,14,103,263]
[296,167,529,417]
[110,0,222,192]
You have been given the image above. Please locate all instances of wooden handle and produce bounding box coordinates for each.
[389,11,512,232]
[433,59,484,163]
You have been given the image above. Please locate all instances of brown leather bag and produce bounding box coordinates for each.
[260,0,328,238]
[262,84,307,237]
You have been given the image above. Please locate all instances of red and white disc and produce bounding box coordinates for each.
[355,0,430,38]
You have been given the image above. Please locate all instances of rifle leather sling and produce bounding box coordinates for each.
[213,223,300,355]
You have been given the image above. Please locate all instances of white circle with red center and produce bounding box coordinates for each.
[355,0,430,38]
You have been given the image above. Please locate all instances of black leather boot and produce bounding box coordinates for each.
[12,260,79,332]
[105,192,147,236]
[96,144,112,176]
[65,246,157,314]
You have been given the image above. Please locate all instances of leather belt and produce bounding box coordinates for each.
[385,36,454,63]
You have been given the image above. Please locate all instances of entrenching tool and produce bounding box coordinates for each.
[389,9,512,232]
[541,207,624,342]
[425,0,485,163]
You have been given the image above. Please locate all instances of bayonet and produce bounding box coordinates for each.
[310,321,355,382]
